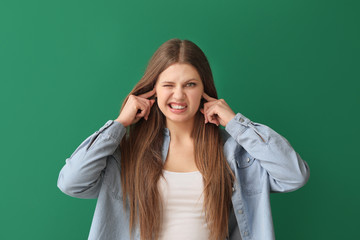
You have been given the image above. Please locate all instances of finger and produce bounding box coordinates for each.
[138,88,156,99]
[135,97,153,120]
[208,114,220,126]
[145,99,155,120]
[203,99,218,109]
[149,99,155,107]
[202,92,217,102]
[144,100,152,120]
[203,101,217,123]
[203,99,222,124]
[138,98,153,120]
[135,102,148,119]
[205,105,220,126]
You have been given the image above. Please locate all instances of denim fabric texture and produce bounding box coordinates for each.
[57,112,310,240]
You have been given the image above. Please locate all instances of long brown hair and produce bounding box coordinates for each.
[119,38,235,240]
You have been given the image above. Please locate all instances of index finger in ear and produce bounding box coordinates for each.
[202,92,217,101]
[138,88,156,99]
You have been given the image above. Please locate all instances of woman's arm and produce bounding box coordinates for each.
[57,120,126,199]
[225,112,310,193]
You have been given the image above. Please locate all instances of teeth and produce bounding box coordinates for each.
[170,104,186,109]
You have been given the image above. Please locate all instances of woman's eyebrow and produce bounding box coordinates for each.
[161,78,198,84]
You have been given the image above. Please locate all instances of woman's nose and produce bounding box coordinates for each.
[173,87,185,100]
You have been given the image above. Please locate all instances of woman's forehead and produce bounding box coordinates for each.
[157,63,201,83]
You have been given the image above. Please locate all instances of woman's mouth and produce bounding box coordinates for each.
[169,104,186,109]
[168,103,187,113]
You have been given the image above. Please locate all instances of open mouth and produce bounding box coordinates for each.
[168,103,187,110]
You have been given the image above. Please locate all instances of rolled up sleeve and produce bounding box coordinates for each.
[225,113,310,193]
[57,120,126,199]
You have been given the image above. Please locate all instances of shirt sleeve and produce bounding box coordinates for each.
[57,120,126,199]
[225,112,310,193]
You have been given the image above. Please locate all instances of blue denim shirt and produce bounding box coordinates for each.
[57,112,310,240]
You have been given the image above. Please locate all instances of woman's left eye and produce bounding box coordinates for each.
[186,82,196,87]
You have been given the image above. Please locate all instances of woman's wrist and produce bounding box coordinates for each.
[115,118,128,127]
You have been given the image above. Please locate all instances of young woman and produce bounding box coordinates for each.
[57,38,310,240]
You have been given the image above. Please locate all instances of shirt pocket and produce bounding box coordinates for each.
[235,152,263,196]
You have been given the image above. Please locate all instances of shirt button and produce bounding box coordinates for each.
[238,209,243,214]
[244,231,249,236]
[232,187,235,192]
[239,118,244,123]
[247,157,250,163]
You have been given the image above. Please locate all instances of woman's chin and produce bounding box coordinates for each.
[164,114,195,124]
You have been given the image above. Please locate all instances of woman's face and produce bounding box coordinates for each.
[155,63,204,125]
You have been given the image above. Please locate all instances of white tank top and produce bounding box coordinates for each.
[157,170,210,240]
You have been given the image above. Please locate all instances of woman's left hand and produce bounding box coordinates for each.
[200,92,236,127]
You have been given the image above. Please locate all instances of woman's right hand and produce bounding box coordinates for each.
[115,88,156,127]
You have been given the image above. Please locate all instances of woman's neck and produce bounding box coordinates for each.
[165,119,194,142]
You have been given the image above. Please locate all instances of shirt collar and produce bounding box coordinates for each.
[163,127,170,136]
[162,128,171,164]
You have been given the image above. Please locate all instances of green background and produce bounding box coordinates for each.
[1,0,359,239]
